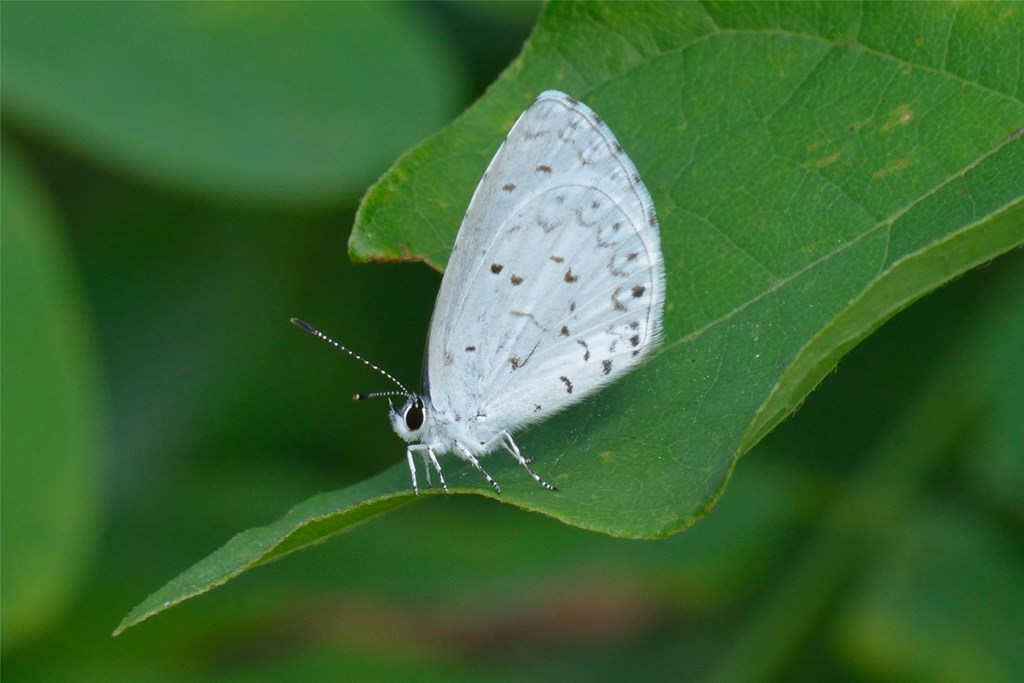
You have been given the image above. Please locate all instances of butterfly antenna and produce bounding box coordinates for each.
[290,318,411,396]
[352,390,408,401]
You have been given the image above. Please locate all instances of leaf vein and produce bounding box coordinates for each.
[664,132,1019,352]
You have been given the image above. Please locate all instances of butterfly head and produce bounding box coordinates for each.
[390,395,427,443]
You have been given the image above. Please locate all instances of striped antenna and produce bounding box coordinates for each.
[353,390,408,401]
[290,318,411,396]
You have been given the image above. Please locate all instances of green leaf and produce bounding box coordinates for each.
[1,3,465,207]
[117,2,1024,634]
[1,144,107,650]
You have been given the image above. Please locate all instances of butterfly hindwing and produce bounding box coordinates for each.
[425,92,664,434]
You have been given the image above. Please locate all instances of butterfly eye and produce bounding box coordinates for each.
[405,399,424,431]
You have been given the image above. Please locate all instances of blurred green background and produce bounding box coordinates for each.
[2,3,1022,682]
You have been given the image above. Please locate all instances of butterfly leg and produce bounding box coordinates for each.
[408,444,449,494]
[497,431,558,492]
[455,442,501,494]
[419,450,433,488]
[426,447,449,493]
[405,447,421,496]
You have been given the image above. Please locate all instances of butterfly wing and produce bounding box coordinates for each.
[426,91,664,437]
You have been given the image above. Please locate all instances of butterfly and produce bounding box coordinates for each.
[294,90,664,494]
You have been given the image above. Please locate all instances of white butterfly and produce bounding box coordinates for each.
[294,90,664,494]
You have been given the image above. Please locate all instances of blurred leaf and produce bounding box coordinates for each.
[0,144,107,650]
[964,332,1024,521]
[837,502,1024,682]
[118,3,1024,633]
[1,3,465,207]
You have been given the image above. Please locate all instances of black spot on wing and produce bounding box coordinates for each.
[502,183,516,192]
[509,342,539,371]
[559,376,574,394]
[510,274,524,285]
[608,253,629,277]
[564,268,579,283]
[611,287,627,312]
[491,263,504,274]
[510,310,544,330]
[602,359,612,375]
